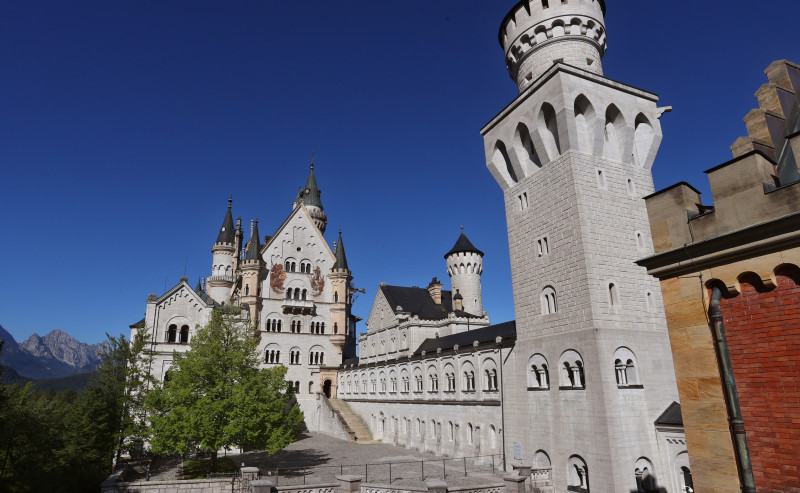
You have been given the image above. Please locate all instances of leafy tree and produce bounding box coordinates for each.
[145,307,303,472]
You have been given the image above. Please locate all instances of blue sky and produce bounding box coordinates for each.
[1,1,797,344]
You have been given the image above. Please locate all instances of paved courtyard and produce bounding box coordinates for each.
[149,433,506,488]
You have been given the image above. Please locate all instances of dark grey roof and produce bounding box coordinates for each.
[194,284,217,306]
[343,357,359,366]
[245,220,262,261]
[216,197,235,244]
[655,402,683,427]
[298,163,324,209]
[333,230,348,270]
[414,321,516,355]
[129,318,145,329]
[380,285,479,320]
[444,232,484,258]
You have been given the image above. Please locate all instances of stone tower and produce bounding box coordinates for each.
[208,196,240,304]
[445,231,484,316]
[329,230,353,358]
[240,219,263,323]
[481,1,679,491]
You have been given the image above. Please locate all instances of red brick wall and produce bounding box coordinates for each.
[720,269,800,493]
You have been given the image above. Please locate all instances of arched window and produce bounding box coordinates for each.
[467,423,474,444]
[541,286,557,314]
[428,367,439,392]
[179,325,190,344]
[489,425,497,449]
[568,456,589,492]
[681,466,694,493]
[614,347,640,387]
[528,354,550,389]
[265,345,281,364]
[482,358,498,391]
[448,421,455,441]
[539,102,561,159]
[559,350,585,389]
[334,322,338,334]
[645,291,655,312]
[334,291,339,303]
[635,458,657,493]
[167,324,177,343]
[608,281,619,308]
[443,364,456,392]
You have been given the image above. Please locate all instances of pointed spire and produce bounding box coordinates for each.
[333,228,349,270]
[195,277,204,292]
[245,219,262,262]
[444,228,484,258]
[299,161,324,210]
[215,195,235,244]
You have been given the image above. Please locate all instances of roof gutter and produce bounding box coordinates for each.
[708,286,756,493]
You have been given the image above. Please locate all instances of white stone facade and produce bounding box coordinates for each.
[132,167,357,431]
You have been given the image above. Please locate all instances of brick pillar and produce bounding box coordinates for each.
[242,467,260,482]
[426,479,448,493]
[504,474,526,493]
[252,479,275,493]
[336,475,364,493]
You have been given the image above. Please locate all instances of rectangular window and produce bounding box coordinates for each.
[596,168,608,190]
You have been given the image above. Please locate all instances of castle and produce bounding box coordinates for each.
[131,163,359,424]
[134,1,694,491]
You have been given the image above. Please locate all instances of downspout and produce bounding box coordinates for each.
[709,286,756,493]
[499,342,512,473]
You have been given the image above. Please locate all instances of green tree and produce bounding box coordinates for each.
[145,307,303,472]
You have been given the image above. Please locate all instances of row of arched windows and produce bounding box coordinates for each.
[286,288,308,301]
[526,347,640,390]
[284,259,313,273]
[310,351,325,365]
[166,324,190,344]
[378,415,500,451]
[265,346,324,366]
[340,359,499,397]
[265,349,280,364]
[311,321,325,334]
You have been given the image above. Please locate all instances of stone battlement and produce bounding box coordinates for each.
[499,0,606,89]
[644,60,800,255]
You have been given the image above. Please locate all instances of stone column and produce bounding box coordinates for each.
[242,467,261,482]
[504,474,526,493]
[252,479,275,493]
[336,475,363,493]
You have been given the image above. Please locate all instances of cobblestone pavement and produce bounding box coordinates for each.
[149,433,506,488]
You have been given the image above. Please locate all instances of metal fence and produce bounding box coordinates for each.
[263,454,504,487]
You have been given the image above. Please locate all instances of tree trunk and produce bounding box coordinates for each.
[210,450,218,473]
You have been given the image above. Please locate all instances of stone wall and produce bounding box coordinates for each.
[316,394,356,442]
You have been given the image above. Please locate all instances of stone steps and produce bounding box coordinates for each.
[328,398,374,443]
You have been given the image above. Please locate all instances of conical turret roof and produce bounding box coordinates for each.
[298,163,324,209]
[333,229,348,270]
[245,219,262,262]
[216,196,235,244]
[444,231,484,258]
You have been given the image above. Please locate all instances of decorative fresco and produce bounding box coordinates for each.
[270,263,286,293]
[310,266,325,295]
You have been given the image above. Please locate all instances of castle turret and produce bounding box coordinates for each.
[294,162,328,234]
[207,196,238,304]
[445,231,484,316]
[241,219,263,323]
[500,0,607,91]
[329,229,352,360]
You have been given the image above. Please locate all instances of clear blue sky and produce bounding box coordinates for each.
[1,1,797,344]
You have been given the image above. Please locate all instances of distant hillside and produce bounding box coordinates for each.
[0,324,108,379]
[1,364,96,393]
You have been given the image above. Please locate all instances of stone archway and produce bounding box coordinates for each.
[323,379,332,398]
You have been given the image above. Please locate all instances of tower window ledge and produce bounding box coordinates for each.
[617,384,644,390]
[527,387,550,392]
[559,386,586,391]
[281,300,316,315]
[208,275,235,283]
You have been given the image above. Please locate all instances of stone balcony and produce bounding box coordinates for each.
[282,299,316,315]
[207,275,234,283]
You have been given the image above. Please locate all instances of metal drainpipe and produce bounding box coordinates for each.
[709,286,757,493]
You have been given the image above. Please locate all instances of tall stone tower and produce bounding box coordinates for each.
[240,219,263,323]
[481,1,680,491]
[294,163,328,234]
[208,196,240,304]
[445,231,484,316]
[329,230,353,358]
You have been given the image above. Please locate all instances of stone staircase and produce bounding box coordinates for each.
[327,398,377,443]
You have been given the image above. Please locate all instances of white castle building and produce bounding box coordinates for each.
[336,0,690,492]
[133,1,691,491]
[131,164,359,428]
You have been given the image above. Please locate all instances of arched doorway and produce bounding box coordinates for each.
[323,379,332,398]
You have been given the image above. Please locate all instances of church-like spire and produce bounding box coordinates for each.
[299,162,324,210]
[245,219,262,262]
[333,229,348,270]
[216,196,235,244]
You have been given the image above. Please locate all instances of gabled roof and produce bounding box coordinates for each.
[156,279,215,308]
[333,230,348,270]
[444,232,484,258]
[129,318,145,329]
[414,321,516,355]
[655,402,683,427]
[379,285,479,321]
[263,204,336,265]
[216,197,236,244]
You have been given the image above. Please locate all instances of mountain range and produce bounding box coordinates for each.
[0,324,108,380]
